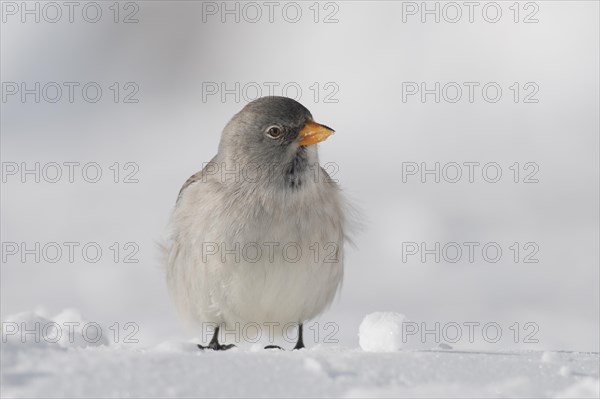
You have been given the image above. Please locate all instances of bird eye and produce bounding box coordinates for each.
[265,126,282,139]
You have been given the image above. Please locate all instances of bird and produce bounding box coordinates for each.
[164,96,348,351]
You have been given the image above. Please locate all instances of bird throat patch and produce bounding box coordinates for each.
[285,147,309,189]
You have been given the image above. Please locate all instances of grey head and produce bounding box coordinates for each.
[217,96,334,189]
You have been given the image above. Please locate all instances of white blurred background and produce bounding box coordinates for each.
[1,1,598,351]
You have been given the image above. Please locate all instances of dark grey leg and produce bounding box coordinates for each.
[264,323,305,350]
[293,323,305,350]
[197,326,236,351]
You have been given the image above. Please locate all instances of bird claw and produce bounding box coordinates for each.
[264,344,304,350]
[197,342,236,351]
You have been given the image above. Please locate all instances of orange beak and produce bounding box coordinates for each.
[298,121,335,146]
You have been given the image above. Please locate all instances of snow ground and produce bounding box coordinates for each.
[2,322,599,398]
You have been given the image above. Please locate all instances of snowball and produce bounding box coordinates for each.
[358,312,407,352]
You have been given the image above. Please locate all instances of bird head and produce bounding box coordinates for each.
[217,96,335,188]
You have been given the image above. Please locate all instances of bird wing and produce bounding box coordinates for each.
[176,155,218,202]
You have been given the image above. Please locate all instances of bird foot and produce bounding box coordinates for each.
[197,342,236,351]
[264,344,305,351]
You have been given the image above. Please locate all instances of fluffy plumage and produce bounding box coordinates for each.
[164,97,347,345]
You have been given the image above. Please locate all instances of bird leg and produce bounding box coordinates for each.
[264,345,284,350]
[197,326,236,351]
[264,323,305,350]
[293,323,305,350]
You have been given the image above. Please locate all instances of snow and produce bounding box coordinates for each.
[556,378,600,399]
[358,312,407,353]
[2,311,599,398]
[2,309,109,349]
